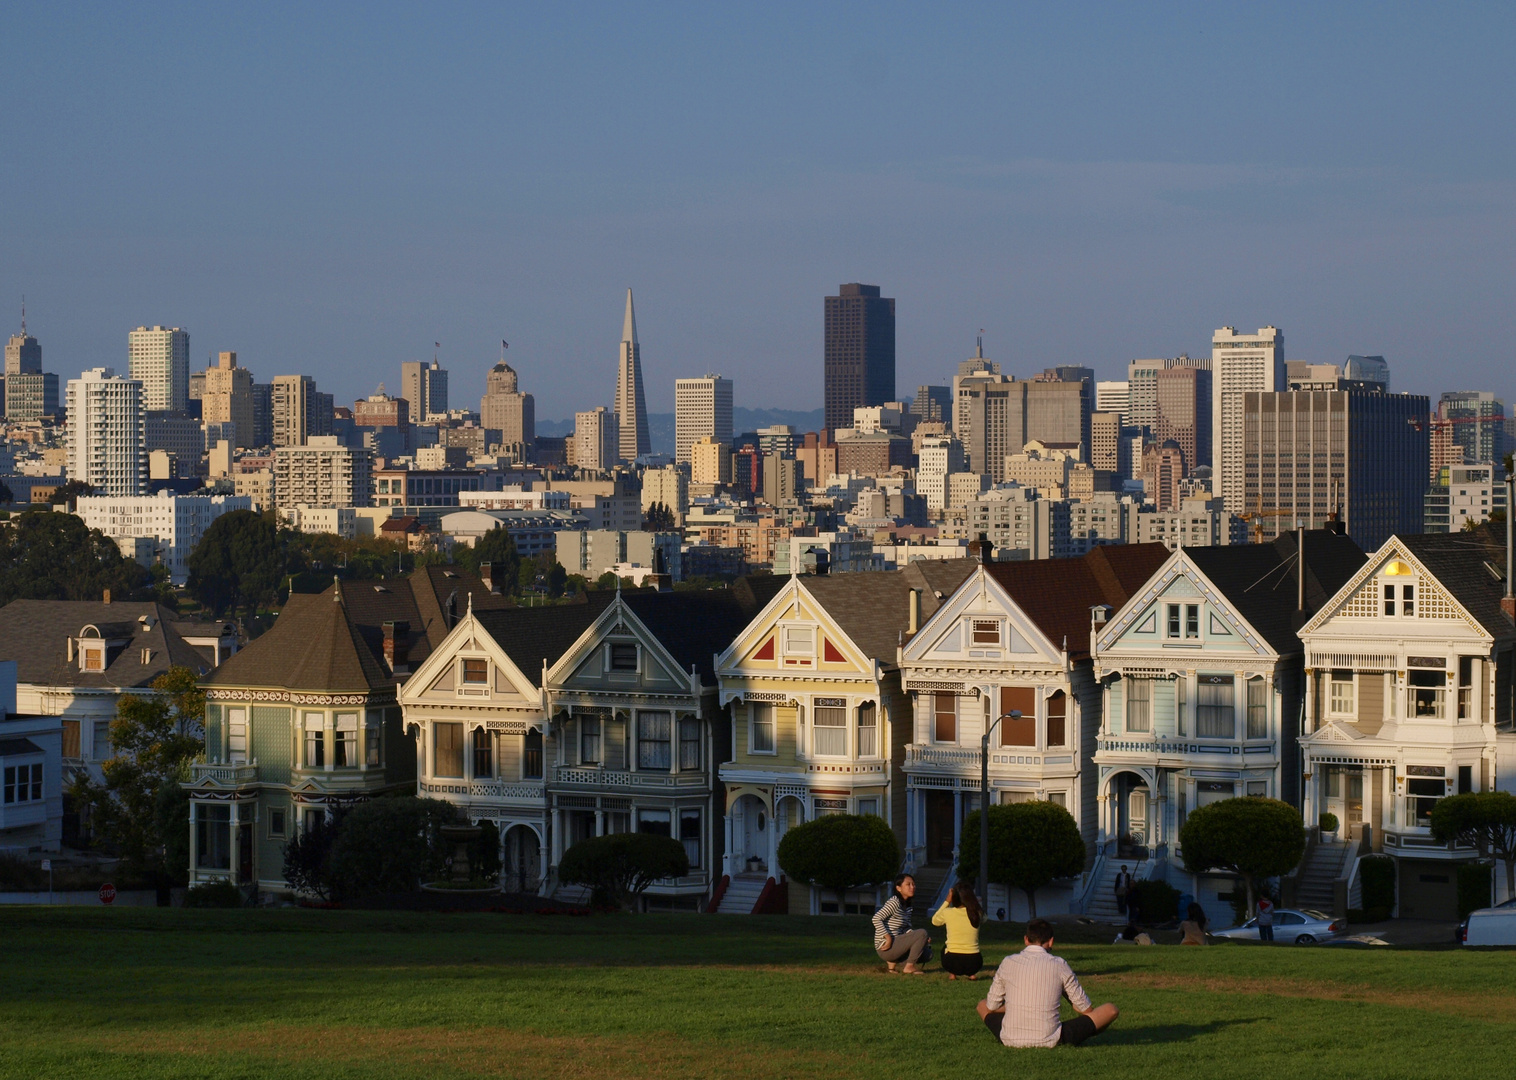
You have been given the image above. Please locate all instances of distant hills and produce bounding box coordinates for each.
[536,407,826,457]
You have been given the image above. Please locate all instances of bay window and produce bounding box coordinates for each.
[813,704,847,756]
[749,704,775,754]
[1197,676,1235,738]
[1125,678,1153,734]
[1246,678,1268,739]
[434,722,464,777]
[638,712,673,769]
[857,702,877,757]
[334,713,359,767]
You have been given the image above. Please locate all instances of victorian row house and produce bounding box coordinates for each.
[898,543,1171,919]
[190,567,509,889]
[1297,529,1515,920]
[713,561,976,915]
[1091,529,1365,923]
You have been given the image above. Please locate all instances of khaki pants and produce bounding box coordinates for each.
[876,928,928,966]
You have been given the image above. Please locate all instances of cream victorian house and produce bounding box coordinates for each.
[713,561,974,915]
[1298,530,1515,920]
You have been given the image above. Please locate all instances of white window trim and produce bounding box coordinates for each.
[748,702,777,756]
[780,623,817,658]
[457,654,492,698]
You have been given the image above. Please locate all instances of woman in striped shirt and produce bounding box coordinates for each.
[872,874,930,974]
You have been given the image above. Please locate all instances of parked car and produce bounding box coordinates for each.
[1460,899,1516,946]
[1213,908,1344,944]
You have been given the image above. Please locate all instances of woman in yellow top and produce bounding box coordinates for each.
[932,880,984,980]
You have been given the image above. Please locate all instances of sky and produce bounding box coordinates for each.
[3,2,1514,422]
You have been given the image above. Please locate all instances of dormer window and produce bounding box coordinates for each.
[461,658,488,684]
[81,645,105,672]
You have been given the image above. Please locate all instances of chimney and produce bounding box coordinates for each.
[908,589,921,635]
[382,620,411,673]
[479,562,501,594]
[102,589,112,605]
[969,533,994,564]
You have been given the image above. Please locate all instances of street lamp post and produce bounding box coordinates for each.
[979,710,1022,914]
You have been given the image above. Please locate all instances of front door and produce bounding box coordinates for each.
[925,790,955,863]
[237,822,253,884]
[1346,773,1364,838]
[740,797,767,866]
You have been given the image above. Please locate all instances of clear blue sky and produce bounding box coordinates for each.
[3,2,1513,421]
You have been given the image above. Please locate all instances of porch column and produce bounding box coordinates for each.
[1094,789,1109,847]
[1302,756,1317,827]
[766,800,779,877]
[229,805,242,885]
[188,801,198,880]
[1303,669,1316,735]
[594,809,604,836]
[537,823,550,894]
[952,789,962,851]
[723,803,735,877]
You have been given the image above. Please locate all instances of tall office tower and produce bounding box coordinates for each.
[1154,364,1213,473]
[952,342,1010,473]
[1212,326,1285,514]
[823,283,895,434]
[1026,377,1091,455]
[313,392,333,437]
[1090,411,1129,478]
[251,383,273,448]
[1095,381,1129,422]
[480,361,535,453]
[271,374,319,447]
[4,313,57,421]
[614,290,650,462]
[575,406,619,472]
[145,411,205,475]
[1286,362,1344,390]
[202,351,255,449]
[691,435,732,485]
[1241,387,1427,550]
[675,374,733,464]
[1143,440,1186,512]
[66,368,147,496]
[1127,355,1208,433]
[128,326,190,413]
[911,384,952,427]
[401,359,449,422]
[1437,391,1506,465]
[5,314,41,375]
[1344,355,1390,389]
[917,433,966,512]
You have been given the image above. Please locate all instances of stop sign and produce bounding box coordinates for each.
[99,883,116,905]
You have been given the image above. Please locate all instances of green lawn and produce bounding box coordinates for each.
[3,907,1512,1079]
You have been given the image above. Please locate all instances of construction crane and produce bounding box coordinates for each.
[1247,486,1343,544]
[1407,413,1502,434]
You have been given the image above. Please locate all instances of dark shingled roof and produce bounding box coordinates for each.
[1396,532,1516,639]
[1186,530,1367,653]
[801,560,979,664]
[0,600,210,687]
[986,545,1173,658]
[474,594,609,688]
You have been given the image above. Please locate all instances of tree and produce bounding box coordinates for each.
[558,832,690,910]
[457,526,520,586]
[1178,797,1305,916]
[643,502,677,532]
[283,812,343,901]
[186,509,284,617]
[958,801,1086,918]
[1431,791,1516,902]
[326,796,464,898]
[595,571,619,591]
[777,813,900,912]
[68,667,205,878]
[0,510,151,605]
[544,561,568,597]
[48,479,96,508]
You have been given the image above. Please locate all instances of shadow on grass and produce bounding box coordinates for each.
[1097,1017,1264,1046]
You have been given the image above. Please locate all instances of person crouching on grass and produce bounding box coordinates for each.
[977,919,1119,1048]
[932,879,984,980]
[873,873,931,974]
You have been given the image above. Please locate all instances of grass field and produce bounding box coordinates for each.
[3,907,1513,1080]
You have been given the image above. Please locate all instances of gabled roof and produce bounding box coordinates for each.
[0,599,211,687]
[986,545,1172,658]
[1395,533,1515,639]
[800,560,978,663]
[474,595,610,689]
[1185,530,1366,653]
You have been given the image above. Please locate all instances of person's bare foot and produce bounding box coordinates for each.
[948,973,957,980]
[902,964,925,975]
[967,975,978,981]
[886,962,899,974]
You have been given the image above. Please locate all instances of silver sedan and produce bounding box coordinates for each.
[1213,908,1345,944]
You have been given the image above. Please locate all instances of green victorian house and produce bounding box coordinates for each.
[188,567,510,892]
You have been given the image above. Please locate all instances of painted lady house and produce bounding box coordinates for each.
[1298,531,1515,921]
[898,541,1171,919]
[190,568,509,892]
[713,561,975,915]
[1091,529,1364,924]
[399,580,780,907]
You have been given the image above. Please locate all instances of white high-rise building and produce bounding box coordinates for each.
[1095,380,1129,423]
[614,290,650,462]
[128,326,190,413]
[66,368,147,496]
[74,493,253,583]
[674,375,733,464]
[273,436,373,511]
[575,406,620,473]
[917,434,966,512]
[1211,326,1284,514]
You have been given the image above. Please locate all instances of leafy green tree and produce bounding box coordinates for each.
[564,573,589,596]
[283,812,343,901]
[643,502,677,532]
[558,832,690,910]
[326,796,465,898]
[186,509,284,616]
[1178,797,1305,916]
[47,479,96,507]
[958,801,1086,917]
[457,526,520,587]
[68,667,205,879]
[0,510,151,605]
[544,561,568,597]
[1431,791,1516,901]
[777,813,900,912]
[595,571,619,591]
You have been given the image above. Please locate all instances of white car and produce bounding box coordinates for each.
[1212,908,1345,944]
[1461,899,1516,946]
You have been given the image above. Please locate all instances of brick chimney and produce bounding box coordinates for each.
[102,589,112,605]
[382,620,411,673]
[479,562,502,594]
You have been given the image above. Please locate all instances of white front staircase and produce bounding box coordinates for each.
[1085,858,1145,923]
[714,873,768,914]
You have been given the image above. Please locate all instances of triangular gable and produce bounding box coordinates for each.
[1097,550,1272,657]
[546,595,689,692]
[1301,537,1487,638]
[902,566,1062,666]
[397,609,541,708]
[716,577,873,677]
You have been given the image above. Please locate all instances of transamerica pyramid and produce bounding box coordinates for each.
[614,288,651,462]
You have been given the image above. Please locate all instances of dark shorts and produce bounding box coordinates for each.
[984,1011,1099,1047]
[942,951,983,977]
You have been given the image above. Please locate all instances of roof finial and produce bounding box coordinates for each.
[467,590,474,615]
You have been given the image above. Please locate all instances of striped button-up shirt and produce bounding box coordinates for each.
[984,945,1092,1048]
[871,893,911,951]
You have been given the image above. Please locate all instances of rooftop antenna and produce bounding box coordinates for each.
[19,295,25,335]
[976,329,984,358]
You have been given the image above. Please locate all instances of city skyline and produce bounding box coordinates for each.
[3,6,1514,420]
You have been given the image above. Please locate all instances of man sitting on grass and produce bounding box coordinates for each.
[977,918,1119,1048]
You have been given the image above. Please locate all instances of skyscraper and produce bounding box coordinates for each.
[911,384,953,426]
[824,283,895,434]
[1154,364,1213,474]
[401,359,449,422]
[4,311,56,420]
[5,313,41,375]
[1212,326,1285,514]
[575,406,620,472]
[1437,391,1506,465]
[614,290,650,462]
[202,351,256,449]
[66,368,146,496]
[674,375,733,464]
[271,375,319,448]
[128,326,191,413]
[481,361,535,453]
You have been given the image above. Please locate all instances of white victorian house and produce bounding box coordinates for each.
[898,542,1171,919]
[1298,531,1516,920]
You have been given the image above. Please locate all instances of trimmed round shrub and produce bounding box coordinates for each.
[777,813,900,909]
[958,801,1086,918]
[1179,797,1304,915]
[1319,812,1340,833]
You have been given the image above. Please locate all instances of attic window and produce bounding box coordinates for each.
[443,570,459,578]
[461,658,488,684]
[609,643,639,672]
[80,645,105,672]
[781,625,814,657]
[971,620,1000,645]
